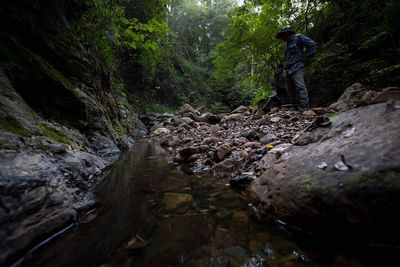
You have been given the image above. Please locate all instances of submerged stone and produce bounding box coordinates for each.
[162,193,193,212]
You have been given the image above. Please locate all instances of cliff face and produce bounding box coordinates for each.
[0,1,146,264]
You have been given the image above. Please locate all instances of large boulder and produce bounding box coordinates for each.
[250,103,400,242]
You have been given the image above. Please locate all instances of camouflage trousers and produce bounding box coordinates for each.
[284,69,309,108]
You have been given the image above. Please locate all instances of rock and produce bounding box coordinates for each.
[269,116,281,123]
[214,144,232,162]
[188,153,201,162]
[260,133,278,145]
[229,211,249,245]
[153,127,171,135]
[254,109,265,119]
[173,153,185,162]
[250,103,400,242]
[241,128,265,141]
[331,101,349,111]
[178,104,199,115]
[125,235,150,250]
[223,246,248,262]
[242,128,257,141]
[211,158,243,178]
[230,174,254,189]
[172,116,198,127]
[88,133,121,164]
[222,113,245,122]
[180,116,195,125]
[178,146,199,160]
[242,141,261,149]
[293,131,315,146]
[140,215,212,266]
[201,136,223,145]
[162,193,193,212]
[311,107,330,115]
[270,143,292,157]
[208,125,223,134]
[0,208,77,265]
[231,105,249,114]
[201,112,221,124]
[149,123,164,132]
[302,110,317,116]
[370,87,400,104]
[359,90,378,106]
[330,83,366,110]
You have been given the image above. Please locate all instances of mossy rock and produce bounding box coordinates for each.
[0,115,31,137]
[40,125,69,144]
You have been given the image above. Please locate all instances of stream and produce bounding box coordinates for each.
[19,141,313,267]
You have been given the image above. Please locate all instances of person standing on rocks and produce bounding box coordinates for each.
[276,27,317,110]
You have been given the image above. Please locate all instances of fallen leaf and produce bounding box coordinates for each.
[317,161,328,170]
[343,126,356,138]
[334,155,352,171]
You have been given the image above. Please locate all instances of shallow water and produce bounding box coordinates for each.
[21,141,314,267]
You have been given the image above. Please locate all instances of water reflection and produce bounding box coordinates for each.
[25,142,312,267]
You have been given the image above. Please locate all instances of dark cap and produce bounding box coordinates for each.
[276,27,295,39]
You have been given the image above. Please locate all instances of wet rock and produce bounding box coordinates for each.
[125,235,150,250]
[250,103,400,241]
[222,113,245,122]
[88,133,120,164]
[0,207,77,265]
[260,134,278,145]
[62,151,108,179]
[243,254,267,267]
[162,193,193,212]
[223,246,248,262]
[231,105,249,114]
[230,174,254,189]
[214,144,232,162]
[139,215,212,266]
[178,146,199,160]
[229,211,249,245]
[211,158,244,178]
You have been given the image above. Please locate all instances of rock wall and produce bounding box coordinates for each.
[0,1,146,264]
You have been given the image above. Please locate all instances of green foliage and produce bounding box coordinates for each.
[144,0,238,109]
[209,102,230,114]
[145,103,176,114]
[74,0,169,73]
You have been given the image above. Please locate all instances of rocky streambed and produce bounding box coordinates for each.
[2,78,400,266]
[142,92,400,265]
